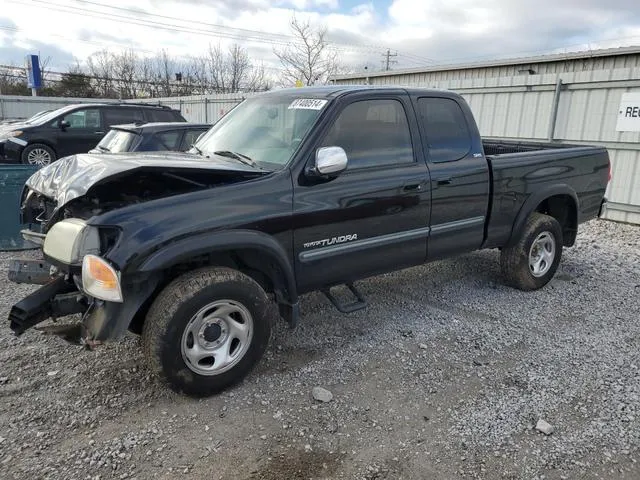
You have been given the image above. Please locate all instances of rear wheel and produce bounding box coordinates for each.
[142,267,274,396]
[21,143,56,166]
[500,212,563,291]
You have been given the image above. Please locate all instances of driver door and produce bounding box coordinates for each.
[292,93,431,293]
[55,107,105,156]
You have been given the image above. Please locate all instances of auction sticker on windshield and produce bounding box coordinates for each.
[288,99,328,110]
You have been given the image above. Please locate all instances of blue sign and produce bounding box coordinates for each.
[25,55,42,89]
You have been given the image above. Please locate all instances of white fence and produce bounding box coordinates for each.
[1,69,639,224]
[0,95,118,121]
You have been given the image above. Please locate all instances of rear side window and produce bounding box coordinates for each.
[146,109,183,122]
[139,130,182,151]
[321,99,414,169]
[103,107,144,127]
[417,97,472,163]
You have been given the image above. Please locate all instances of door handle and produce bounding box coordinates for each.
[94,131,104,134]
[402,182,423,192]
[435,177,452,186]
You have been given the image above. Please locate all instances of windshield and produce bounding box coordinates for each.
[96,129,139,152]
[193,94,329,170]
[25,110,51,124]
[28,105,85,126]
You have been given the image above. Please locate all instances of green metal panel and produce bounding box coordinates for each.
[0,165,40,251]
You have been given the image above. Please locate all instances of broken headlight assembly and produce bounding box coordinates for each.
[43,219,123,302]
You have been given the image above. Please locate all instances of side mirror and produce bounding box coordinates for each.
[313,146,348,176]
[59,120,70,130]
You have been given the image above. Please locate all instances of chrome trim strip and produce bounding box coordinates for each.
[430,216,485,235]
[299,226,431,263]
[298,216,485,263]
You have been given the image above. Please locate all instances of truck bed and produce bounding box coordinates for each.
[482,139,580,155]
[481,138,610,249]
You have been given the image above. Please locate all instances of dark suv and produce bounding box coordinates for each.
[1,102,186,166]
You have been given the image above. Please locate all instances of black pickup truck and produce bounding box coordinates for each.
[7,86,610,396]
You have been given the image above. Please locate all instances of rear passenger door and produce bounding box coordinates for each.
[415,96,490,259]
[293,93,431,292]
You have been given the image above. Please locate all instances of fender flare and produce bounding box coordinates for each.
[507,184,579,246]
[135,229,298,305]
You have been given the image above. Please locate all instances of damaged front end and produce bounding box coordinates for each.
[8,152,263,345]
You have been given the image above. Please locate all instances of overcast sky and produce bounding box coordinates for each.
[1,0,640,77]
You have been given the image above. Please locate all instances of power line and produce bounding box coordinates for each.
[382,49,397,71]
[18,0,391,56]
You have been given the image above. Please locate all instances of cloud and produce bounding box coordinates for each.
[0,0,638,75]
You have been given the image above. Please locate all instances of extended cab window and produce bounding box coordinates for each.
[57,108,102,129]
[418,97,472,162]
[322,99,414,169]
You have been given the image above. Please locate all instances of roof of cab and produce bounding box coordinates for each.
[258,84,459,98]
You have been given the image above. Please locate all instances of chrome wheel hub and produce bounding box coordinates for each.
[529,232,556,278]
[27,148,52,166]
[181,300,253,376]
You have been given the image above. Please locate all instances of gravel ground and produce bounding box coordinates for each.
[0,218,638,480]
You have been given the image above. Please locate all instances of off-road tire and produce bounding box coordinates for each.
[500,212,563,291]
[142,267,274,397]
[20,143,56,166]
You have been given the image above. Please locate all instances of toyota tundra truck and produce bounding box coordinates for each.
[7,86,610,396]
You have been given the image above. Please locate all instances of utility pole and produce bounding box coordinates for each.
[383,49,397,71]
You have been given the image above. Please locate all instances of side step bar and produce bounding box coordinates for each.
[321,283,367,313]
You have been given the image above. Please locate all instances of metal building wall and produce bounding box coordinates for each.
[334,53,640,85]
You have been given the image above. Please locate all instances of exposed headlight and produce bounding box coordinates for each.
[0,130,23,140]
[82,254,123,302]
[43,218,100,265]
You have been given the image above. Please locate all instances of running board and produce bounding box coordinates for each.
[321,283,367,313]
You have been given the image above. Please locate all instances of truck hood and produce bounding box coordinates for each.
[25,151,261,208]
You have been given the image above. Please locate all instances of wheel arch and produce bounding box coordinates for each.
[508,185,579,248]
[127,230,299,332]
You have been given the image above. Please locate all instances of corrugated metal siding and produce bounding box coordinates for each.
[337,53,640,85]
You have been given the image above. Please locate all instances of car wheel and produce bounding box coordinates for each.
[500,212,563,291]
[21,143,56,167]
[142,267,274,396]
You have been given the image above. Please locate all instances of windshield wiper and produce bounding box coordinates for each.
[213,150,264,170]
[97,145,110,152]
[191,145,204,156]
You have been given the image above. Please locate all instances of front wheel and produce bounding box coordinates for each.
[21,143,56,166]
[142,267,274,396]
[500,212,563,291]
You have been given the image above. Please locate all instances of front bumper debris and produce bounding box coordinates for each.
[8,258,54,284]
[8,277,87,336]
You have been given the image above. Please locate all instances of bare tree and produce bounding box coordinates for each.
[273,15,339,86]
[111,49,139,99]
[87,50,115,97]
